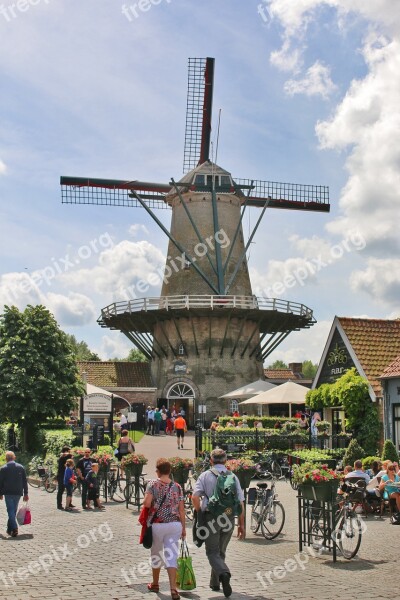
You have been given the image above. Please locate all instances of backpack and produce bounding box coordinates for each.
[207,468,242,518]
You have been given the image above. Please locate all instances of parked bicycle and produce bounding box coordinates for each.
[250,481,285,539]
[28,459,57,493]
[251,452,287,480]
[124,473,146,508]
[334,481,363,559]
[98,464,127,503]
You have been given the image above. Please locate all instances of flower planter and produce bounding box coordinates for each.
[124,463,144,477]
[172,468,190,485]
[299,480,338,502]
[236,470,254,490]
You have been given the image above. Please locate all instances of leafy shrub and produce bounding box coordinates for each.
[43,430,75,456]
[381,439,399,463]
[343,439,365,466]
[218,416,296,428]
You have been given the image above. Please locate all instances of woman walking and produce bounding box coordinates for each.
[143,458,186,599]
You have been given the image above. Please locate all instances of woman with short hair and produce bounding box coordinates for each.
[143,458,186,599]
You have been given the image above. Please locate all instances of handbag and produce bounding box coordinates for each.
[176,541,196,590]
[141,482,172,549]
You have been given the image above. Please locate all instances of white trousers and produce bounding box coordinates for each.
[151,521,182,569]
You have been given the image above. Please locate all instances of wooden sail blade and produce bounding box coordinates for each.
[234,178,330,212]
[60,176,171,209]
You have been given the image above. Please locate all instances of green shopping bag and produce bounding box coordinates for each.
[176,541,196,591]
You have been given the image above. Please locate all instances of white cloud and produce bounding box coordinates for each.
[129,224,150,237]
[350,258,400,307]
[97,334,133,360]
[61,240,165,300]
[0,159,7,175]
[46,292,97,326]
[270,39,303,72]
[284,61,336,98]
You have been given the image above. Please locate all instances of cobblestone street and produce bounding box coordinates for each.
[0,435,397,600]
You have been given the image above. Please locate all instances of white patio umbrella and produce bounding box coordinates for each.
[219,379,276,399]
[239,381,308,417]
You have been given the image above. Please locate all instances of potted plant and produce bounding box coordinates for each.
[315,420,330,435]
[292,462,341,501]
[71,447,86,466]
[123,453,148,477]
[226,458,257,490]
[168,457,194,485]
[91,450,114,473]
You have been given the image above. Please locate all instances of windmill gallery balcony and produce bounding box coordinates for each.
[97,295,315,362]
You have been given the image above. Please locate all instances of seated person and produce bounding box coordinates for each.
[298,415,308,429]
[379,463,400,512]
[366,460,382,479]
[345,460,370,483]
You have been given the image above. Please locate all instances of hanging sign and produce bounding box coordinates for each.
[83,394,112,413]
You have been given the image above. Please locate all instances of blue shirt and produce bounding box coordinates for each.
[345,470,370,483]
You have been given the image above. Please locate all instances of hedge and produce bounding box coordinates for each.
[218,416,297,428]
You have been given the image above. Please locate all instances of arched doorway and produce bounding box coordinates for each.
[167,382,196,427]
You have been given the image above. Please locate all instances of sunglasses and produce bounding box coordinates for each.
[388,467,395,470]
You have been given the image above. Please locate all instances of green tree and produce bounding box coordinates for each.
[381,439,399,463]
[267,360,288,369]
[65,334,100,361]
[302,360,318,379]
[110,348,148,362]
[0,305,85,451]
[343,439,366,466]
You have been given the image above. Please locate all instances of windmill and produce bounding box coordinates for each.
[60,57,330,423]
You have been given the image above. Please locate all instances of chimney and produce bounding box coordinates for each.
[289,362,303,375]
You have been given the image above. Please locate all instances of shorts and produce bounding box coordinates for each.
[176,429,184,438]
[65,483,73,496]
[88,489,100,501]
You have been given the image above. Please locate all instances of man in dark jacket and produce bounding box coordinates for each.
[0,451,29,537]
[76,448,93,510]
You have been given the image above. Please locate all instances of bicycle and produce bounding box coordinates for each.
[101,465,127,503]
[124,473,146,508]
[250,481,285,539]
[183,477,194,521]
[28,460,57,493]
[252,452,285,480]
[333,482,363,559]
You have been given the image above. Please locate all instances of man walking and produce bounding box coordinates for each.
[0,451,29,537]
[146,407,155,435]
[56,445,73,510]
[192,449,245,597]
[76,448,93,510]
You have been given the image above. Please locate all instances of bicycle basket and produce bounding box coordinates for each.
[37,467,47,477]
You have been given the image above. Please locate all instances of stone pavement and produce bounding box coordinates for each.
[0,436,398,600]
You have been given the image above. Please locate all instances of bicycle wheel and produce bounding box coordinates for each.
[111,477,127,503]
[335,512,362,559]
[261,501,285,540]
[45,478,57,493]
[28,472,41,488]
[250,502,262,533]
[184,490,194,521]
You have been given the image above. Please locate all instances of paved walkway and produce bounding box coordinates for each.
[135,430,196,477]
[0,436,397,600]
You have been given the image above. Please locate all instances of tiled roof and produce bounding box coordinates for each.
[77,361,154,388]
[380,355,400,379]
[264,369,303,380]
[339,317,400,396]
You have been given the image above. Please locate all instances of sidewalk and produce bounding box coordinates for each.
[134,430,195,477]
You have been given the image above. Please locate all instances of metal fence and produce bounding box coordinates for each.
[195,428,350,457]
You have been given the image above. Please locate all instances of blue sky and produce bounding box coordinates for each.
[1,0,399,363]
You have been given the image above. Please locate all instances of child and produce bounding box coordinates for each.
[85,463,105,510]
[63,458,76,511]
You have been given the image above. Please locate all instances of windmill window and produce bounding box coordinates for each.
[194,174,205,185]
[221,175,231,187]
[229,399,239,414]
[178,344,185,356]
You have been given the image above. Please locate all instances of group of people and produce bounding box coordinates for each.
[145,407,188,449]
[340,458,400,513]
[57,446,105,511]
[141,448,244,599]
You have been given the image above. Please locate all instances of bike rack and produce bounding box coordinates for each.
[298,493,337,562]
